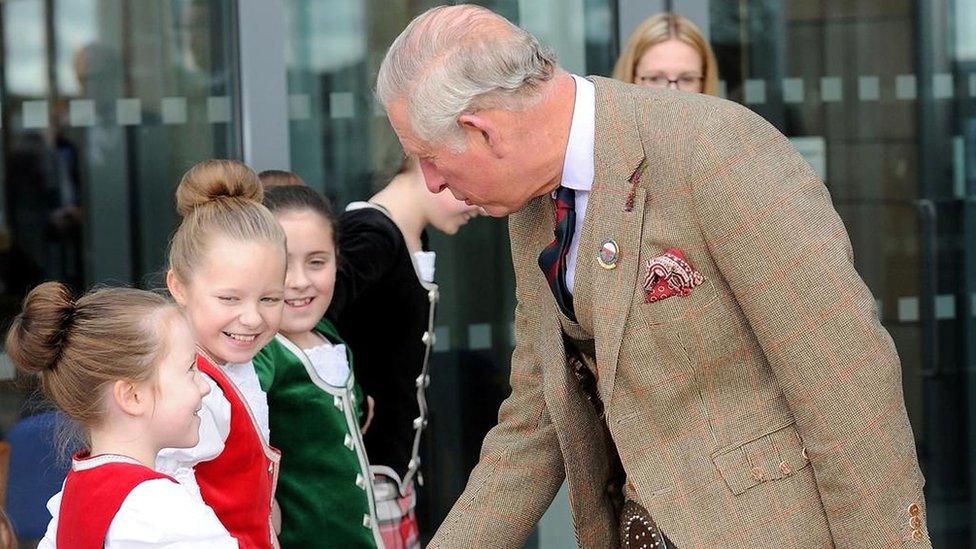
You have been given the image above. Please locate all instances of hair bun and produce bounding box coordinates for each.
[4,282,77,375]
[175,159,263,217]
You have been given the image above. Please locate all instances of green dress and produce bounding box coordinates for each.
[254,319,381,548]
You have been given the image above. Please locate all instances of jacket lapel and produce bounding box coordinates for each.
[586,77,648,402]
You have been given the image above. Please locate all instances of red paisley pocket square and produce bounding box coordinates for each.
[643,247,704,304]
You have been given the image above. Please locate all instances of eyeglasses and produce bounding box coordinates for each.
[637,74,704,92]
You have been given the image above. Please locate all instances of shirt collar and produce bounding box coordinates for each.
[559,75,596,192]
[72,452,144,471]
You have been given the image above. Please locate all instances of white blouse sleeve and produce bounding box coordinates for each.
[155,376,230,498]
[104,478,238,548]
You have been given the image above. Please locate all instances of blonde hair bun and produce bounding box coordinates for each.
[5,282,76,375]
[176,159,264,217]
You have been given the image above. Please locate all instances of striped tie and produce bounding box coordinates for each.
[538,186,577,321]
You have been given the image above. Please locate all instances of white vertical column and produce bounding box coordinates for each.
[519,0,586,75]
[617,0,667,50]
[672,0,711,41]
[237,0,290,171]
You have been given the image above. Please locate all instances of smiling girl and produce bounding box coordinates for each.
[157,159,287,548]
[5,283,235,548]
[253,184,382,548]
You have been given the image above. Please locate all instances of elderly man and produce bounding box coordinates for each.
[376,5,929,548]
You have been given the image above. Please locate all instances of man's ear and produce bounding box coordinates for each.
[112,379,148,417]
[166,269,187,307]
[457,113,502,157]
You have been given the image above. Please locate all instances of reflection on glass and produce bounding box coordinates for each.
[0,3,241,544]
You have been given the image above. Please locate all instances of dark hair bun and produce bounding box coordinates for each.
[5,282,76,375]
[175,159,263,217]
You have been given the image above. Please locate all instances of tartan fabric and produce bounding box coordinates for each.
[537,186,577,321]
[373,475,420,549]
[430,76,929,548]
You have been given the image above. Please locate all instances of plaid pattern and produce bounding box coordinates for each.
[537,186,577,320]
[373,474,419,549]
[430,76,928,548]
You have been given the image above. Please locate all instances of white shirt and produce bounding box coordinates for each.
[305,341,351,387]
[412,250,437,283]
[155,360,271,498]
[39,455,237,548]
[560,75,596,295]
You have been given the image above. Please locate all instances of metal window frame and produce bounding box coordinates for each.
[235,0,290,171]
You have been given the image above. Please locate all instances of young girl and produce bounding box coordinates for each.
[5,282,236,548]
[156,159,287,548]
[252,183,382,548]
[327,155,479,547]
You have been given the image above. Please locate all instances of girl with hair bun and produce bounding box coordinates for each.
[156,159,287,548]
[5,282,235,548]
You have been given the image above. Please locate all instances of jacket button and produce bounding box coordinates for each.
[911,529,923,542]
[421,331,435,346]
[362,515,372,528]
[908,503,921,516]
[750,467,765,482]
[910,515,922,529]
[428,289,439,303]
[778,461,792,475]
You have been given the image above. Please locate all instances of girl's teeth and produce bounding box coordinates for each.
[227,333,256,342]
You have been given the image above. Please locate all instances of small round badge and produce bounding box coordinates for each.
[597,239,619,270]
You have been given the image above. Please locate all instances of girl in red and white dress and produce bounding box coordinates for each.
[155,160,287,549]
[4,282,236,548]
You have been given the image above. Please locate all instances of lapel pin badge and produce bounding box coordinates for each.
[597,239,619,270]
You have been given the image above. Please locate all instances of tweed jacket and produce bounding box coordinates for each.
[430,76,929,548]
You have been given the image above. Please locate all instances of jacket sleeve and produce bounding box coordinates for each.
[688,100,930,547]
[429,215,566,548]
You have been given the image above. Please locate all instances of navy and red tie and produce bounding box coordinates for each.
[538,186,577,321]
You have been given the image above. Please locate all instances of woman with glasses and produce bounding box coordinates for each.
[613,12,718,95]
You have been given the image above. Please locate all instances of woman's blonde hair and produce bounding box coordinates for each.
[612,12,719,96]
[5,282,177,434]
[168,159,286,284]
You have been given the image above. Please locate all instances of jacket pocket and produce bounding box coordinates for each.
[711,421,810,496]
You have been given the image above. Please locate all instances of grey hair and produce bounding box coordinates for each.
[376,5,557,149]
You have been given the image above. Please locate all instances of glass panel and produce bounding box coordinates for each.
[0,1,240,543]
[703,0,970,545]
[284,2,616,544]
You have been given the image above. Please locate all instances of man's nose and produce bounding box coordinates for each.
[420,160,446,193]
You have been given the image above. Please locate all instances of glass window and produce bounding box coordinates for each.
[0,1,240,542]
